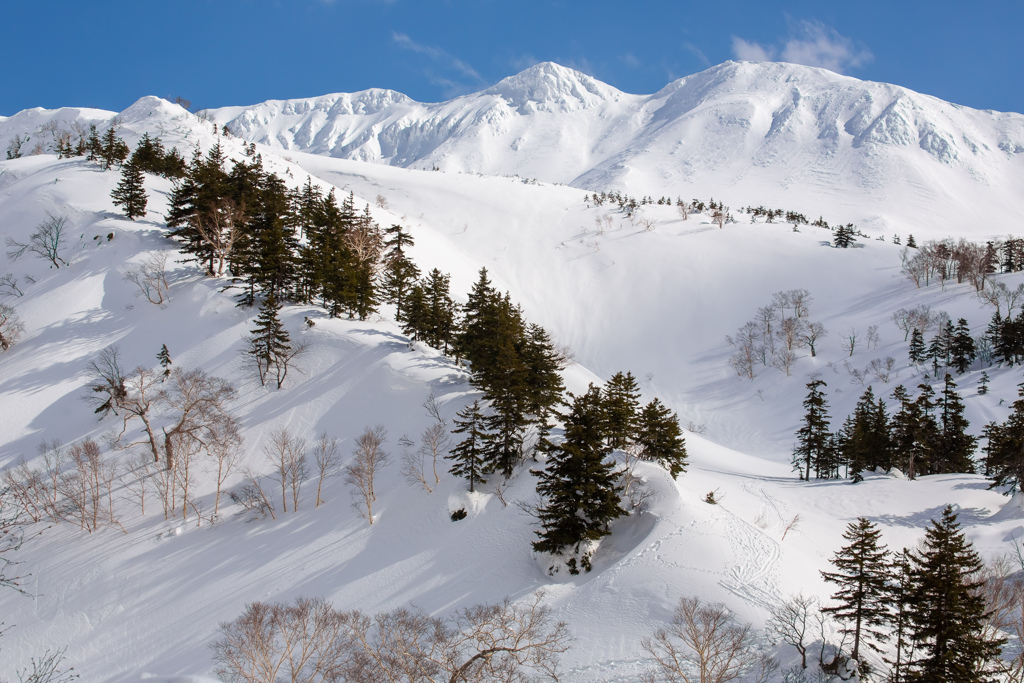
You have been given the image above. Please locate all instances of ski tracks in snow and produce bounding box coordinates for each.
[718,484,787,612]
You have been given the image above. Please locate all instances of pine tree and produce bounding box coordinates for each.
[983,383,1024,493]
[447,400,488,492]
[793,379,832,481]
[977,371,989,395]
[906,506,1004,682]
[885,549,915,682]
[247,293,292,388]
[909,384,940,479]
[950,318,976,374]
[156,344,172,381]
[932,374,977,474]
[99,126,129,170]
[381,224,420,321]
[906,234,917,249]
[928,324,951,378]
[602,371,641,450]
[110,155,148,220]
[820,517,892,662]
[842,387,893,481]
[635,398,687,478]
[533,385,625,574]
[131,133,167,174]
[908,328,927,366]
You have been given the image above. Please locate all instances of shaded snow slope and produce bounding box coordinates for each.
[1,96,1023,681]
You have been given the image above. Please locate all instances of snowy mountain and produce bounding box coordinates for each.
[203,60,1024,238]
[2,64,1024,681]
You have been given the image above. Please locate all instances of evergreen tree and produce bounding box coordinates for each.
[602,371,641,450]
[834,224,857,248]
[987,311,1007,365]
[533,385,625,574]
[99,126,129,170]
[841,387,893,481]
[983,383,1024,493]
[422,268,456,353]
[906,506,1004,682]
[909,384,940,479]
[908,328,927,366]
[885,549,916,682]
[928,324,952,378]
[247,293,292,388]
[793,380,832,481]
[131,133,167,174]
[635,398,687,478]
[950,318,976,374]
[156,344,172,381]
[447,400,488,492]
[931,374,977,474]
[907,234,917,249]
[977,371,989,395]
[85,124,101,162]
[110,155,148,220]
[381,224,419,321]
[820,517,892,662]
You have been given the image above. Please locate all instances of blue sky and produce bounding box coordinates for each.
[2,1,1022,115]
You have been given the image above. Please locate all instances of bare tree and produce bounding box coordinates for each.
[211,593,571,683]
[5,213,70,268]
[799,321,828,357]
[172,433,203,522]
[229,469,277,521]
[866,357,897,383]
[710,206,731,229]
[788,289,812,318]
[767,594,819,669]
[866,325,880,350]
[0,302,24,352]
[677,201,693,221]
[777,317,806,351]
[0,273,23,298]
[161,367,238,471]
[980,280,1024,318]
[122,252,170,305]
[59,439,118,532]
[196,198,245,276]
[375,194,389,209]
[263,428,307,514]
[345,425,389,525]
[209,426,243,516]
[311,433,341,508]
[773,349,798,377]
[840,328,858,357]
[892,306,934,341]
[641,596,776,683]
[120,451,154,517]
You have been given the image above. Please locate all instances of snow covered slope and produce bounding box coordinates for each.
[202,60,1024,239]
[1,80,1024,681]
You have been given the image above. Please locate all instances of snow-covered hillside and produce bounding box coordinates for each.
[1,69,1024,681]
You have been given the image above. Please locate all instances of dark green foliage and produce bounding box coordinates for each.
[820,518,892,661]
[110,155,147,220]
[908,328,927,365]
[381,224,419,321]
[930,374,977,474]
[450,508,467,521]
[602,371,641,450]
[905,506,1003,682]
[533,385,625,574]
[98,126,129,170]
[949,319,976,374]
[447,400,488,492]
[977,371,989,395]
[166,144,233,275]
[839,387,893,481]
[833,223,858,248]
[156,344,172,380]
[890,385,929,480]
[635,398,687,478]
[906,234,917,249]
[792,380,832,481]
[247,293,292,388]
[928,321,952,377]
[984,383,1024,493]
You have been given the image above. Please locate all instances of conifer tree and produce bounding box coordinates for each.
[793,379,832,481]
[841,387,893,481]
[247,293,292,388]
[110,155,148,220]
[423,268,456,353]
[85,124,101,162]
[99,126,129,170]
[885,549,915,682]
[820,517,892,662]
[131,133,167,174]
[157,344,172,381]
[908,328,927,366]
[983,383,1024,493]
[906,506,1003,681]
[533,385,625,574]
[909,384,940,479]
[932,374,977,474]
[635,398,687,478]
[950,318,976,374]
[381,224,420,321]
[977,371,990,395]
[602,371,641,450]
[447,400,488,492]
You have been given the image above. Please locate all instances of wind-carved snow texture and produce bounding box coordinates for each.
[3,64,1024,680]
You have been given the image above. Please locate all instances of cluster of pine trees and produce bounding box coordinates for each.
[794,376,976,481]
[816,510,1003,680]
[908,317,977,375]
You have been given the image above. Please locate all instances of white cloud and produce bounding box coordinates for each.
[731,37,774,63]
[391,32,485,96]
[683,42,711,67]
[731,20,872,74]
[621,53,642,69]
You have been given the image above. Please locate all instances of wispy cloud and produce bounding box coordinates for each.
[683,42,711,67]
[391,32,486,97]
[621,53,642,69]
[731,20,872,74]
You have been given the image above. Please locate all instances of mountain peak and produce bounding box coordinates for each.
[485,61,623,113]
